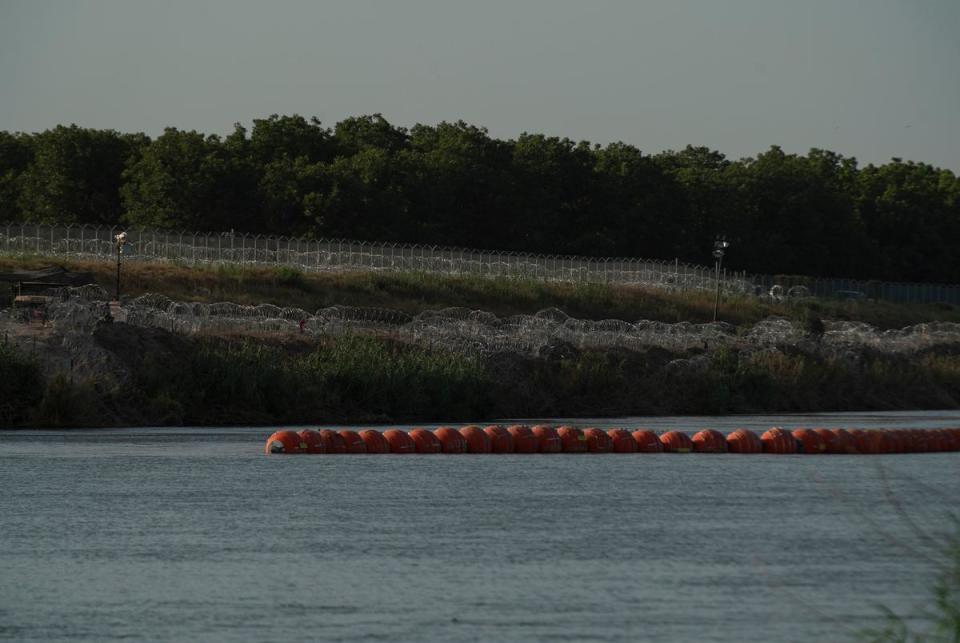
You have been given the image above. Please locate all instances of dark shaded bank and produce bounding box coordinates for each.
[3,322,960,428]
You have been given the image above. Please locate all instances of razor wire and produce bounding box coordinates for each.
[38,286,960,358]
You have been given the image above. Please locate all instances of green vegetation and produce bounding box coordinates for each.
[0,341,43,425]
[6,324,960,427]
[3,116,960,283]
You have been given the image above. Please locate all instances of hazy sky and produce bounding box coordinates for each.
[1,0,958,169]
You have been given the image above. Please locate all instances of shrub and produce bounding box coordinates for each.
[0,342,44,426]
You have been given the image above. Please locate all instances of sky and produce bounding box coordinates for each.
[1,0,958,170]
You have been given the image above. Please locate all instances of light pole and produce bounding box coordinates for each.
[115,231,127,301]
[712,235,729,322]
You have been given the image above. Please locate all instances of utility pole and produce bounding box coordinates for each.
[712,235,730,322]
[115,231,127,301]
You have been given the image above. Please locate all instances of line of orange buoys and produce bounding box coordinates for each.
[264,426,960,455]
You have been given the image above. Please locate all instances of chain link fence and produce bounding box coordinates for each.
[2,222,958,304]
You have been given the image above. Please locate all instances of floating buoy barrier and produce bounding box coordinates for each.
[265,430,305,454]
[829,428,858,454]
[409,428,442,454]
[459,426,492,454]
[319,429,347,454]
[761,427,797,454]
[338,430,367,454]
[532,425,562,453]
[557,426,587,453]
[508,425,539,454]
[791,429,826,455]
[359,429,389,454]
[607,429,638,453]
[583,428,613,453]
[659,430,693,453]
[484,425,514,453]
[383,429,415,454]
[850,429,881,455]
[725,429,762,454]
[266,427,960,455]
[691,429,727,453]
[297,429,326,454]
[631,430,664,453]
[434,427,468,454]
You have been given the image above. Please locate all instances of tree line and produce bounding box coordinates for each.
[1,114,958,283]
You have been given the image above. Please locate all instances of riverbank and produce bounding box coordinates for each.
[3,317,960,428]
[4,257,960,428]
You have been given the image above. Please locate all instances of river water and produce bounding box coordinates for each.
[2,411,959,642]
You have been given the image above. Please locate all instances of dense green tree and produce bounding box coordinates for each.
[856,160,960,281]
[0,131,34,222]
[725,146,864,276]
[304,147,413,240]
[406,121,513,245]
[333,114,408,157]
[121,128,251,231]
[17,125,142,225]
[249,114,334,165]
[3,114,959,283]
[593,142,686,258]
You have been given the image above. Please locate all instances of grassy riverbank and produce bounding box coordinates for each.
[3,257,960,329]
[4,257,960,427]
[4,323,960,428]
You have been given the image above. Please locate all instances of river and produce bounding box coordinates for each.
[2,411,959,641]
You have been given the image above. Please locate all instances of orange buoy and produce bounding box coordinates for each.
[725,429,762,454]
[761,428,797,454]
[895,429,913,453]
[507,425,539,454]
[851,429,885,454]
[830,429,858,454]
[531,425,562,453]
[631,429,664,453]
[409,428,442,454]
[434,427,468,454]
[319,429,347,454]
[483,425,514,453]
[607,429,638,453]
[557,426,588,453]
[940,429,960,452]
[583,428,613,453]
[338,430,367,454]
[791,428,826,454]
[659,430,693,453]
[296,429,326,454]
[888,429,910,454]
[691,429,728,453]
[359,429,389,454]
[459,426,492,453]
[383,429,415,454]
[913,430,931,452]
[949,428,960,451]
[932,429,953,452]
[265,430,305,454]
[875,430,897,454]
[813,428,841,454]
[936,429,952,451]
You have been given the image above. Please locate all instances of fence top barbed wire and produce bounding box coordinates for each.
[2,222,959,303]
